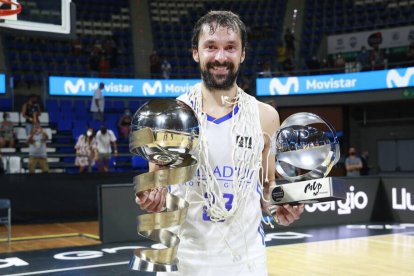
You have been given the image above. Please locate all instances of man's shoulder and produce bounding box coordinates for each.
[257,101,279,122]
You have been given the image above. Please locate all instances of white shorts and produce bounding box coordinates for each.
[156,254,267,276]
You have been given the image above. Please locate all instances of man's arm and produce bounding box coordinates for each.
[111,141,118,156]
[21,103,29,119]
[258,102,304,226]
[95,90,102,111]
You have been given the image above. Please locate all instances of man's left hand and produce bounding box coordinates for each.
[271,204,304,226]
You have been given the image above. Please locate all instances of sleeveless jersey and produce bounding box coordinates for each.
[157,90,267,276]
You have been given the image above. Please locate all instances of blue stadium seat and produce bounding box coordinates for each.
[112,100,125,112]
[57,120,73,132]
[132,156,148,169]
[0,98,12,111]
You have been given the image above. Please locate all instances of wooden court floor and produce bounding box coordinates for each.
[1,222,414,275]
[267,232,414,275]
[0,221,100,254]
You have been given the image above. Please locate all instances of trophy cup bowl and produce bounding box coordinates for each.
[130,99,200,166]
[271,112,346,205]
[129,99,199,272]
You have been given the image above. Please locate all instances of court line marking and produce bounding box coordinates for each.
[2,261,129,276]
[0,233,100,243]
[270,231,414,249]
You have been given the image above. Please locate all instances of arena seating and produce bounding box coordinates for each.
[1,0,134,88]
[301,0,414,62]
[0,98,147,173]
[148,0,287,78]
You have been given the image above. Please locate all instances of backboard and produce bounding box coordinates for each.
[0,0,75,35]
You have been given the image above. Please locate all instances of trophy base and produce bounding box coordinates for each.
[270,177,346,205]
[129,255,178,272]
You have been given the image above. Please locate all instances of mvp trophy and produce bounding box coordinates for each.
[270,112,346,205]
[128,99,199,272]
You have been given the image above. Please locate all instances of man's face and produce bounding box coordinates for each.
[193,24,245,90]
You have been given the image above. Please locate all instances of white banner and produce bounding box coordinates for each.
[328,25,414,54]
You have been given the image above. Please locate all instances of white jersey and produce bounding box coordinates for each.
[158,90,267,276]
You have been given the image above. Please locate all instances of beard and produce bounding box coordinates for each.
[200,60,241,91]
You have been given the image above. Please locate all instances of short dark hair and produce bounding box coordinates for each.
[99,82,105,89]
[191,11,247,51]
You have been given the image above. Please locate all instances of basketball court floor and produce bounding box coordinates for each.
[1,223,413,275]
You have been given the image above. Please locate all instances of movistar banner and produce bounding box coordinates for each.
[49,76,200,97]
[0,74,5,94]
[256,67,414,96]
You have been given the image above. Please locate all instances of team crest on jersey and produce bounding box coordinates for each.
[236,135,252,149]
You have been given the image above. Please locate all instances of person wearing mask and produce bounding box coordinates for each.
[95,126,117,172]
[0,113,15,148]
[90,82,105,121]
[27,124,49,173]
[21,94,41,135]
[118,108,132,139]
[345,147,363,176]
[74,128,97,172]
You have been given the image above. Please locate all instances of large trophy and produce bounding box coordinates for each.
[128,99,199,272]
[270,112,346,205]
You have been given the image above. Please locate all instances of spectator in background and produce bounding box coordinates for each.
[320,57,331,73]
[72,37,83,56]
[95,126,117,172]
[0,113,15,148]
[345,147,363,177]
[369,46,385,70]
[21,94,41,135]
[259,61,272,77]
[90,82,105,122]
[161,58,172,79]
[104,38,119,68]
[0,152,4,174]
[118,109,132,139]
[99,55,110,78]
[356,46,370,71]
[282,56,295,73]
[284,28,296,59]
[89,45,101,76]
[28,124,49,173]
[276,42,287,72]
[334,53,346,72]
[406,42,414,67]
[149,50,161,78]
[75,127,97,173]
[306,55,321,75]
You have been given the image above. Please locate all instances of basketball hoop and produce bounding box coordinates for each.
[0,0,22,17]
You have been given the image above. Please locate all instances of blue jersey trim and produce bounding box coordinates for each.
[206,105,239,124]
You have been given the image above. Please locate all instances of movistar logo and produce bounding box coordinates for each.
[64,79,85,94]
[269,77,299,95]
[386,68,414,88]
[142,81,162,96]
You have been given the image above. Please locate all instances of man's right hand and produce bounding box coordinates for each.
[135,186,168,213]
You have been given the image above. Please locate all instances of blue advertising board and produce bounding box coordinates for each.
[0,74,5,94]
[49,76,201,98]
[256,67,414,96]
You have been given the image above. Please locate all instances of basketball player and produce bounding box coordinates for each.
[136,11,304,275]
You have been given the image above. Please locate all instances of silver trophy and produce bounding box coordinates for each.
[270,112,346,205]
[128,99,199,272]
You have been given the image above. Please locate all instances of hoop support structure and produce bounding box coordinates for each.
[0,0,22,18]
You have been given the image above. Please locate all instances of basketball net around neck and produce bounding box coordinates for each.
[182,83,264,222]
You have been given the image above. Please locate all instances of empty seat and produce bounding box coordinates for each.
[0,199,11,243]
